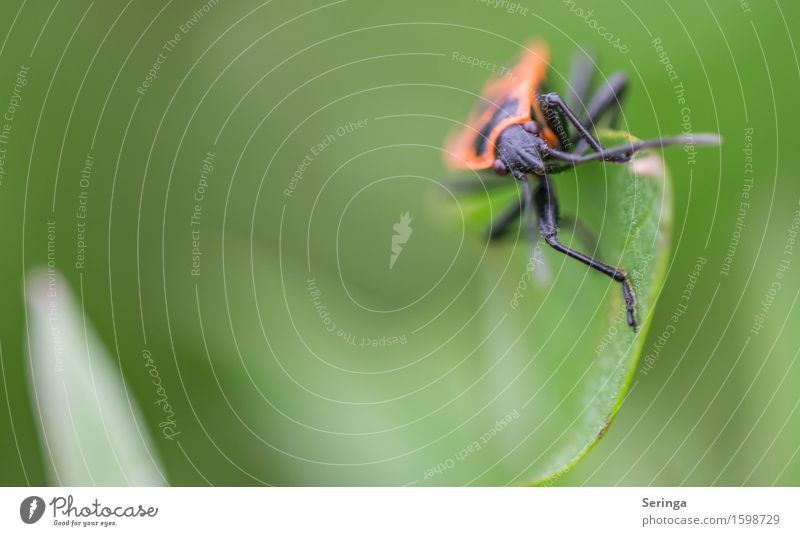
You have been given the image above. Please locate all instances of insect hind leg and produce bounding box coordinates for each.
[583,73,628,130]
[486,196,524,242]
[565,50,597,117]
[571,72,629,154]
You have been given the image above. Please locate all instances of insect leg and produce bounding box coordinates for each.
[545,133,721,172]
[533,174,638,329]
[521,173,539,244]
[583,73,628,130]
[571,73,628,154]
[486,196,523,242]
[482,168,536,243]
[539,92,604,152]
[448,175,511,194]
[560,214,600,252]
[565,50,597,114]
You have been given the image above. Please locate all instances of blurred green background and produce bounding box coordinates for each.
[1,0,798,486]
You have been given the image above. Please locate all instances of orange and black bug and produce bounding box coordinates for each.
[445,40,719,330]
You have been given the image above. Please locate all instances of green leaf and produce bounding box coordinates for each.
[446,129,672,484]
[200,130,672,486]
[25,270,166,486]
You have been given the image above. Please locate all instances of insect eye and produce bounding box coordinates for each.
[522,121,539,134]
[492,159,509,175]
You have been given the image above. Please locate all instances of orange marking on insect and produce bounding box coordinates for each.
[445,40,557,170]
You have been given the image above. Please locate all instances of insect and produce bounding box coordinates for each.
[445,40,719,330]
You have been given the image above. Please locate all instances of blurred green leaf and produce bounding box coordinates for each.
[26,270,165,486]
[4,0,793,487]
[210,130,672,485]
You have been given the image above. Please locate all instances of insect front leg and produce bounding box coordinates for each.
[539,91,604,153]
[544,133,721,172]
[532,175,638,330]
